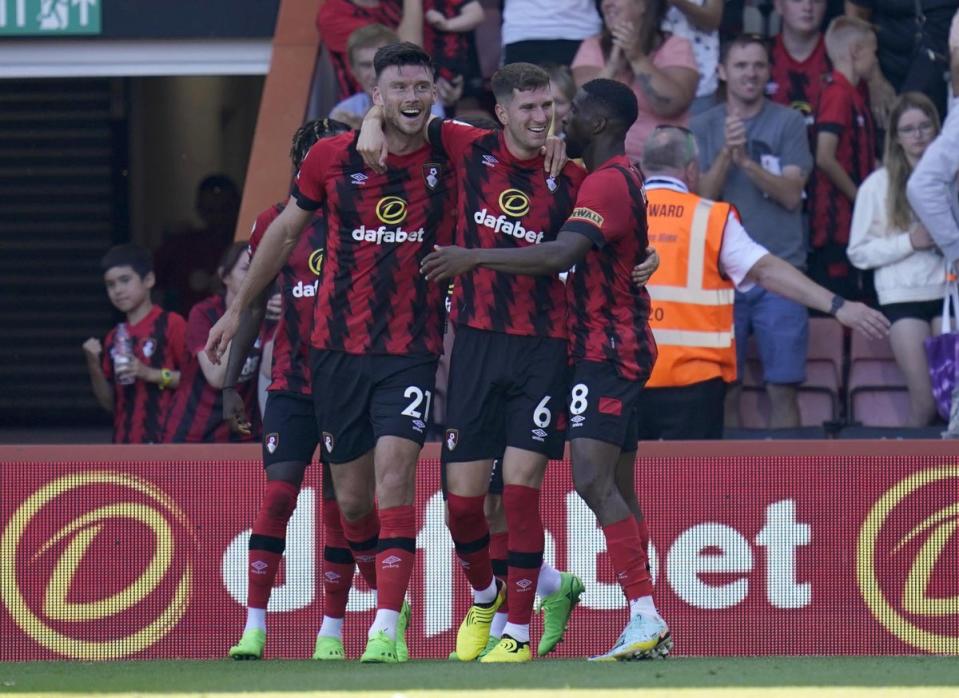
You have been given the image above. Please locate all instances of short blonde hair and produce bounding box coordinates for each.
[347,24,398,66]
[824,16,874,63]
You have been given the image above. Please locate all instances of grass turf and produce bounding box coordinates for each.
[0,658,957,694]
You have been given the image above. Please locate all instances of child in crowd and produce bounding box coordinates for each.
[424,0,485,104]
[808,16,878,300]
[163,243,263,443]
[767,0,829,128]
[82,244,187,443]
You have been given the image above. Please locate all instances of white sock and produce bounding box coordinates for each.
[368,609,400,640]
[536,562,562,598]
[629,595,657,619]
[490,611,508,638]
[473,577,498,605]
[244,607,266,632]
[317,616,344,639]
[503,622,530,643]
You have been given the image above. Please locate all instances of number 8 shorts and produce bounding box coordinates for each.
[311,349,438,464]
[442,325,568,462]
[566,360,643,451]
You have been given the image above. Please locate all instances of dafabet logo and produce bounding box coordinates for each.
[0,472,196,659]
[857,466,959,653]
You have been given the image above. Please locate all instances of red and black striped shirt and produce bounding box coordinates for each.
[768,34,830,129]
[316,0,402,99]
[102,305,187,443]
[424,0,480,83]
[809,70,876,248]
[249,203,326,395]
[428,119,586,339]
[293,131,454,356]
[163,294,261,443]
[563,155,657,382]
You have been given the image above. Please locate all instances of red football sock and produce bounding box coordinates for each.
[322,499,355,619]
[489,531,510,613]
[503,485,544,627]
[247,480,299,609]
[446,493,495,592]
[376,505,416,612]
[636,516,652,570]
[341,509,380,590]
[603,516,654,600]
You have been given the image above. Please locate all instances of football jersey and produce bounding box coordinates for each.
[428,119,586,339]
[293,131,455,356]
[248,203,326,395]
[163,294,261,443]
[562,154,657,382]
[315,0,402,98]
[102,305,187,443]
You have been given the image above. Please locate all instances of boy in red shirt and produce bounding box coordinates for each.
[767,0,829,128]
[82,244,187,443]
[808,16,878,300]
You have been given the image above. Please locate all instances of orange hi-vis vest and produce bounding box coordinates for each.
[645,186,736,388]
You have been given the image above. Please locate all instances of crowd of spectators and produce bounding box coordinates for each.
[84,0,959,441]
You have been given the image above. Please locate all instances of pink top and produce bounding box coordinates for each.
[572,34,698,162]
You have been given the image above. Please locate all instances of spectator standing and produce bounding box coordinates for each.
[544,63,577,135]
[316,0,422,99]
[661,0,722,115]
[424,0,485,98]
[848,92,945,426]
[82,244,187,444]
[690,34,813,428]
[501,0,603,66]
[164,243,262,443]
[153,174,240,316]
[808,17,878,300]
[768,0,830,128]
[329,24,446,128]
[907,10,959,269]
[846,0,958,121]
[638,126,888,438]
[572,0,699,162]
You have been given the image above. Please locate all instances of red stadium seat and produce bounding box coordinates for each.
[738,318,843,427]
[847,334,909,426]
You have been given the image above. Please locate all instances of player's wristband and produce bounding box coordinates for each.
[159,368,174,390]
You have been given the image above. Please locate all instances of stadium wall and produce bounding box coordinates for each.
[1,442,957,660]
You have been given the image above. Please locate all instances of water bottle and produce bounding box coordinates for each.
[114,323,135,385]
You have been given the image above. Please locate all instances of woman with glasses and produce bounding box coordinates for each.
[848,92,946,427]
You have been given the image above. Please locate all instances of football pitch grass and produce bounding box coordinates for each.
[0,658,958,697]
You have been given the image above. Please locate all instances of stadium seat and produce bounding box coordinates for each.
[847,334,909,427]
[738,318,843,427]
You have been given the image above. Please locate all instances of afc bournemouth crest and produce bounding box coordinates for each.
[445,428,459,452]
[323,432,335,454]
[141,337,157,358]
[265,432,279,454]
[424,163,441,190]
[546,175,558,193]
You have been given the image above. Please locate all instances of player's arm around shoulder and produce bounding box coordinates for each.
[205,199,311,365]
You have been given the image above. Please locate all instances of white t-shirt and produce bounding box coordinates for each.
[662,2,719,97]
[645,176,768,291]
[501,0,602,45]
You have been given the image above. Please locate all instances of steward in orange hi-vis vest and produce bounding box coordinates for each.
[644,183,736,388]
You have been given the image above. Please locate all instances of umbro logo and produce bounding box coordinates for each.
[482,155,498,168]
[516,578,533,590]
[251,560,268,574]
[382,555,402,569]
[351,172,368,185]
[531,428,547,442]
[325,571,341,582]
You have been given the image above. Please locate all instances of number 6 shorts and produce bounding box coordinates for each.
[442,325,568,462]
[311,349,438,464]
